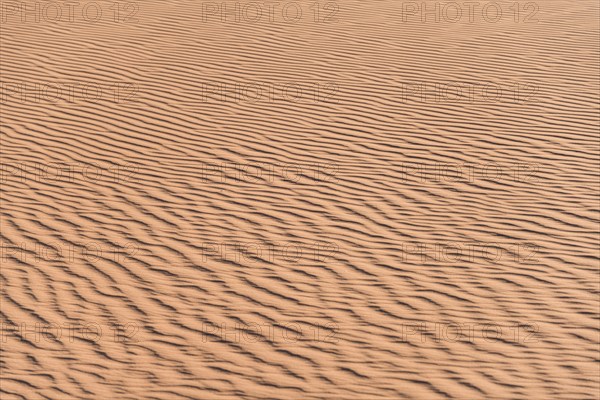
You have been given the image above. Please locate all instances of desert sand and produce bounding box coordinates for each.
[1,0,599,398]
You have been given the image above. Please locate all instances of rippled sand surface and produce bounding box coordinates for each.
[1,0,599,398]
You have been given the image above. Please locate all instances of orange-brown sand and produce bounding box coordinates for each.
[1,0,599,398]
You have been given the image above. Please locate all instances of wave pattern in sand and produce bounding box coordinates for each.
[1,0,599,399]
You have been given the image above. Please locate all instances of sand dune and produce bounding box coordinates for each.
[1,0,599,398]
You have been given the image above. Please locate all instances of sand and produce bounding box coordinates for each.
[1,0,599,398]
